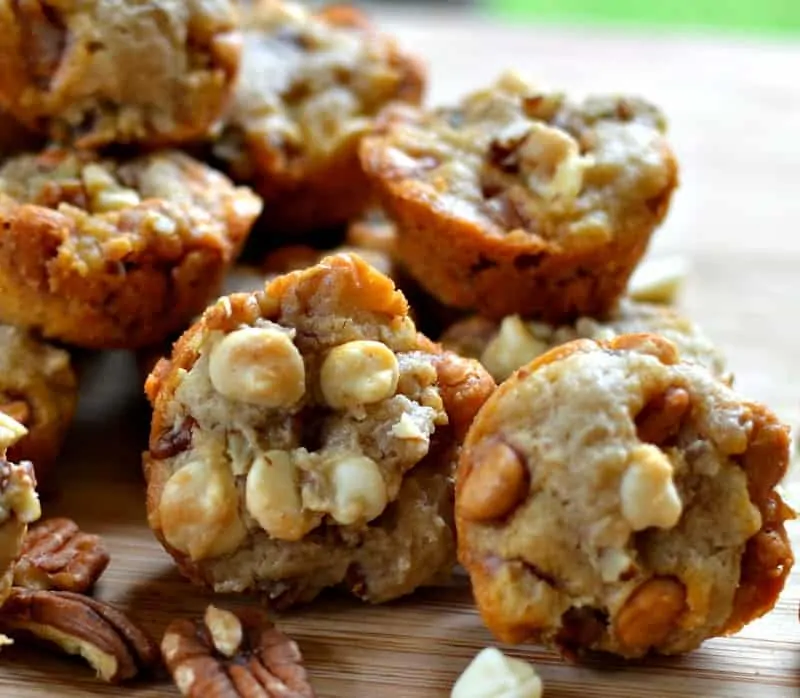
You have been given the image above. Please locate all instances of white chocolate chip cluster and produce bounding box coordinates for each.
[451,648,542,698]
[157,315,448,561]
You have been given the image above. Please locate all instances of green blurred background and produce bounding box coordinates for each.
[492,0,800,35]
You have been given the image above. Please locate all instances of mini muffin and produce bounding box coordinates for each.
[441,298,729,383]
[0,148,262,349]
[360,72,679,321]
[0,326,77,486]
[214,0,425,237]
[0,0,242,148]
[456,334,794,659]
[144,253,495,606]
[0,414,41,605]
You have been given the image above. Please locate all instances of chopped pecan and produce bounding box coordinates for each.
[459,439,528,522]
[613,576,686,653]
[0,588,159,683]
[151,417,195,460]
[161,604,316,697]
[635,386,690,446]
[14,518,110,593]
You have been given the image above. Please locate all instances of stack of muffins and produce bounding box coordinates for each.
[0,0,791,669]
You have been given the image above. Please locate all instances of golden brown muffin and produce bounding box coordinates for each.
[213,0,425,237]
[456,334,794,659]
[144,253,494,606]
[0,148,262,349]
[0,414,41,605]
[0,0,242,148]
[0,326,77,486]
[360,72,679,321]
[441,298,729,384]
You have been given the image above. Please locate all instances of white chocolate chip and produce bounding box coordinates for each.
[209,327,306,407]
[245,451,319,541]
[620,445,683,531]
[451,648,543,698]
[94,188,142,212]
[328,455,388,526]
[148,212,178,236]
[81,163,116,193]
[518,122,592,203]
[204,606,243,658]
[174,665,197,695]
[320,340,399,409]
[0,412,27,452]
[628,256,688,305]
[158,460,247,561]
[480,316,548,382]
[598,548,634,583]
[391,412,426,440]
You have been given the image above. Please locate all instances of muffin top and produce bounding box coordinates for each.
[361,71,676,249]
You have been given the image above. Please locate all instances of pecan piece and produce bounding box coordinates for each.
[613,576,686,653]
[0,588,159,683]
[161,605,316,697]
[635,386,690,446]
[459,439,528,521]
[14,518,110,593]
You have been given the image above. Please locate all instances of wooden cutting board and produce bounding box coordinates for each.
[2,11,800,697]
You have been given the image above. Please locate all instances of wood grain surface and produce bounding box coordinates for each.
[2,11,800,697]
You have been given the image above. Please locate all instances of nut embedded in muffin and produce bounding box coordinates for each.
[0,0,242,147]
[143,253,495,607]
[360,71,679,321]
[0,412,41,605]
[0,325,78,486]
[456,334,794,659]
[213,0,425,237]
[441,298,729,383]
[0,148,262,349]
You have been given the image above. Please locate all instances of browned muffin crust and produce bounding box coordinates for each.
[360,72,678,321]
[0,148,262,349]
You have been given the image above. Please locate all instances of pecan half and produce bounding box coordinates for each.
[0,588,159,682]
[459,439,528,522]
[161,605,316,697]
[14,518,110,593]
